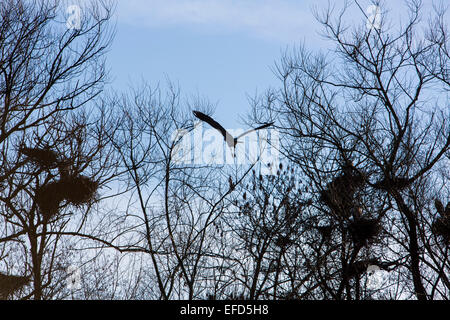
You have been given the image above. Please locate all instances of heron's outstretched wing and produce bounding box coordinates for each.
[193,111,228,139]
[235,122,274,140]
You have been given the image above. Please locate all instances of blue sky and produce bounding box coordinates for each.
[106,0,408,128]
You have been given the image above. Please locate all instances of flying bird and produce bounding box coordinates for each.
[193,111,274,151]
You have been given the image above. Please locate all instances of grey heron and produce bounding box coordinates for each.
[193,111,274,151]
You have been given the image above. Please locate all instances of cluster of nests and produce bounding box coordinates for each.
[0,273,29,300]
[432,199,450,244]
[319,163,365,219]
[318,163,381,247]
[20,146,98,220]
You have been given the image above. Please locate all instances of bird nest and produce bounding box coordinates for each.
[348,218,380,246]
[35,175,98,219]
[0,273,29,299]
[319,189,353,218]
[35,182,65,220]
[319,170,365,218]
[373,177,410,191]
[62,175,98,206]
[20,147,58,168]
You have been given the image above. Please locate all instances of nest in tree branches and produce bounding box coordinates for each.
[348,218,380,246]
[35,175,98,220]
[20,147,58,168]
[35,181,66,220]
[319,168,365,218]
[61,175,98,206]
[0,273,29,299]
[319,189,353,218]
[373,177,411,191]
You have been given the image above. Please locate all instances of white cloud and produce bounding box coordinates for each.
[117,0,318,42]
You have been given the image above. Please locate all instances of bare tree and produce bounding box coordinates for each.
[0,0,115,299]
[102,83,258,299]
[252,0,449,300]
[220,165,312,300]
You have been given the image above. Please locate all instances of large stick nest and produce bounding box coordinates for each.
[61,175,98,206]
[0,273,29,299]
[348,218,380,246]
[35,175,98,220]
[373,177,411,191]
[20,146,59,169]
[319,166,365,218]
[35,182,66,220]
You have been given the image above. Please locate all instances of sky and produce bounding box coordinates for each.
[106,0,410,128]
